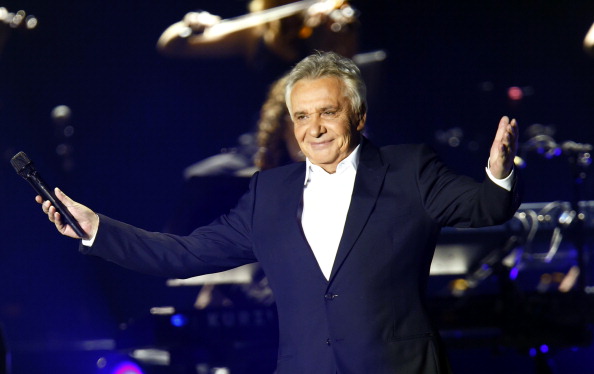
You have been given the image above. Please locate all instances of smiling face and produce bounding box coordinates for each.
[289,76,365,173]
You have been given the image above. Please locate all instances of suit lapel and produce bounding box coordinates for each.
[329,139,388,282]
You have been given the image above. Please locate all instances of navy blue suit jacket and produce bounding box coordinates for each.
[83,139,520,373]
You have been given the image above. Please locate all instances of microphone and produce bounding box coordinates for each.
[10,151,86,238]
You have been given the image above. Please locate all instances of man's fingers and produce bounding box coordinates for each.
[497,116,518,149]
[55,187,70,204]
[498,115,510,129]
[507,118,519,148]
[495,116,510,143]
[47,205,57,222]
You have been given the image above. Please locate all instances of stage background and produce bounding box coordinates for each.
[1,0,593,372]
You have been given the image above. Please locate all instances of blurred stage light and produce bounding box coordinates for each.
[112,362,144,374]
[507,86,523,101]
[51,105,72,125]
[131,348,170,366]
[509,266,519,281]
[449,278,469,297]
[513,156,526,169]
[170,313,188,327]
[96,353,145,374]
[584,21,594,56]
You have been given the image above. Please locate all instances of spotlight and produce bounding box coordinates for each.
[170,313,189,327]
[507,86,523,101]
[96,353,145,374]
[112,362,144,374]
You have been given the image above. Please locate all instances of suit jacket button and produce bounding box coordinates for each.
[324,293,338,301]
[326,338,331,345]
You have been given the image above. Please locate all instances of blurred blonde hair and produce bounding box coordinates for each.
[254,75,293,170]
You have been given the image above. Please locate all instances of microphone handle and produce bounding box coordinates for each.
[27,172,87,238]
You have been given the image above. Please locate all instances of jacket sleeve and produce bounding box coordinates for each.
[416,144,521,228]
[79,173,261,278]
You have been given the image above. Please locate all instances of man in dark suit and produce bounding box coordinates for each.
[39,51,520,373]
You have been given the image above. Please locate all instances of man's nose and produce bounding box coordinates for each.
[308,117,326,137]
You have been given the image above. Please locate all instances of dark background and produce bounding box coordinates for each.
[1,0,594,373]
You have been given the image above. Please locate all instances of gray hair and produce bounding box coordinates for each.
[285,51,367,121]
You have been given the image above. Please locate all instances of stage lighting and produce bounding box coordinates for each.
[507,86,523,101]
[170,313,189,328]
[96,353,145,374]
[584,21,594,56]
[112,362,144,374]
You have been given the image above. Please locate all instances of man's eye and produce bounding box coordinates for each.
[323,111,337,117]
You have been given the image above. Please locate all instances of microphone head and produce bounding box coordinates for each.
[10,151,33,176]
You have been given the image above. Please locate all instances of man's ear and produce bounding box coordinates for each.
[356,113,367,132]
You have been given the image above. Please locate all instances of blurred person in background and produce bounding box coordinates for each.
[157,0,360,78]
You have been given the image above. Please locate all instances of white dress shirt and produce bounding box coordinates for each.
[301,146,361,280]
